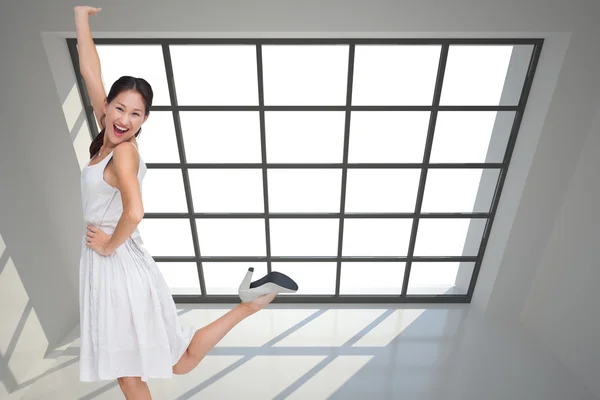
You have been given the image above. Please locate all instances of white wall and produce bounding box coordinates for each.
[0,6,83,396]
[1,0,600,397]
[468,1,600,310]
[522,104,600,396]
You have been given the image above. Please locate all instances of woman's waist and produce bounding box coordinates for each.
[84,223,142,240]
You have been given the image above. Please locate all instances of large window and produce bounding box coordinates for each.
[68,38,542,303]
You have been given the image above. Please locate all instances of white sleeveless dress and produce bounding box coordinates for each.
[79,143,196,382]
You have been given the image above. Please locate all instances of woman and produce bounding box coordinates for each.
[75,6,297,399]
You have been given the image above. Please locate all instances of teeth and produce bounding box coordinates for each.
[114,124,128,132]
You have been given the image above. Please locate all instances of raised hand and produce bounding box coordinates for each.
[74,6,102,16]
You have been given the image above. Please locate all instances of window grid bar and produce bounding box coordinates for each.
[335,44,356,297]
[145,105,519,111]
[154,256,478,262]
[256,45,273,275]
[173,294,470,304]
[401,44,450,298]
[87,38,542,46]
[68,42,100,139]
[144,163,504,169]
[143,213,490,219]
[161,44,208,297]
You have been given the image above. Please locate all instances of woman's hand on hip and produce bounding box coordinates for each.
[86,225,114,256]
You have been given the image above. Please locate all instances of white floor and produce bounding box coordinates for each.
[16,304,598,400]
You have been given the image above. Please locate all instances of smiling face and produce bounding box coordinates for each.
[103,90,149,144]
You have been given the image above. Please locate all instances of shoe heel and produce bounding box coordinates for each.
[238,267,299,302]
[239,267,254,290]
[238,267,255,302]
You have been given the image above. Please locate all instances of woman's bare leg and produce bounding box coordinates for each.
[117,377,152,400]
[172,294,275,375]
[115,298,268,399]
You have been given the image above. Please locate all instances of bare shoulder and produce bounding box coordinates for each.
[111,142,140,174]
[113,141,139,157]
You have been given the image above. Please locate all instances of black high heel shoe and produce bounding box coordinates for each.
[238,267,299,302]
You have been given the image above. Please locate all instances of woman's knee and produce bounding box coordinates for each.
[172,356,192,375]
[173,351,200,375]
[172,363,186,375]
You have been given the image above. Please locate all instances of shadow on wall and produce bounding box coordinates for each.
[0,83,101,399]
[0,46,94,395]
[63,83,93,170]
[0,231,79,399]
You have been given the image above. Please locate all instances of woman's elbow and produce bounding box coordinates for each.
[127,208,144,224]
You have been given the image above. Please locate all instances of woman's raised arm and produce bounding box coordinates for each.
[74,6,107,130]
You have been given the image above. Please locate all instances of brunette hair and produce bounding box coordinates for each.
[89,76,153,158]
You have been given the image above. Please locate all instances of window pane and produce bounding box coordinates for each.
[430,112,515,163]
[421,169,500,213]
[138,219,195,256]
[340,262,405,295]
[407,262,474,295]
[272,262,337,295]
[262,45,349,105]
[189,169,264,213]
[170,45,258,105]
[440,45,533,106]
[270,219,339,257]
[268,169,342,213]
[352,45,441,105]
[414,219,486,256]
[96,45,171,105]
[180,112,261,163]
[142,169,188,213]
[348,111,430,163]
[156,262,201,295]
[196,219,265,256]
[203,262,268,295]
[265,111,346,163]
[342,219,413,256]
[345,169,421,213]
[137,112,180,163]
